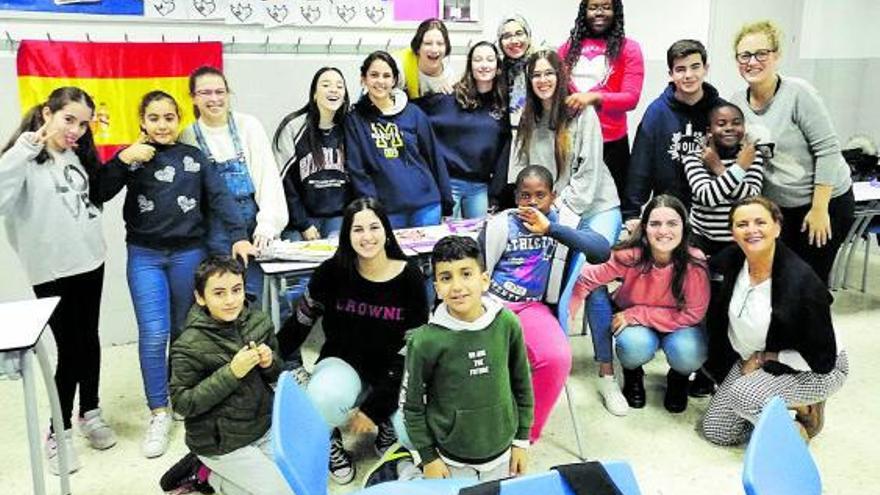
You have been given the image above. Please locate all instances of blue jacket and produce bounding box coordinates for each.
[623,82,725,219]
[416,93,510,200]
[344,91,453,216]
[100,143,247,250]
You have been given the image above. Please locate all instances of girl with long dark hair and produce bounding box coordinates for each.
[275,197,428,485]
[273,67,351,239]
[559,0,644,197]
[0,87,111,473]
[570,194,709,415]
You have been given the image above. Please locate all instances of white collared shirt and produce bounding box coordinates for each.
[728,260,812,371]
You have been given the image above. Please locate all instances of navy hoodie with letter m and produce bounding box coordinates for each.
[344,89,453,216]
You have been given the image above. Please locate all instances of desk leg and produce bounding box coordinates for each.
[35,337,72,494]
[21,348,47,495]
[269,275,281,332]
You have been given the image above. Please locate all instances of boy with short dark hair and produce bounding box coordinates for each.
[623,39,726,233]
[169,255,293,495]
[398,235,534,481]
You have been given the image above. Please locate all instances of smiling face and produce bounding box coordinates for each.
[141,98,180,145]
[434,257,490,322]
[669,53,707,99]
[192,73,230,123]
[470,45,499,90]
[731,203,781,257]
[500,20,530,60]
[645,206,684,261]
[418,28,447,74]
[709,106,745,151]
[314,70,346,115]
[735,32,780,87]
[585,0,614,36]
[195,271,245,323]
[41,101,93,152]
[362,59,395,104]
[350,208,387,261]
[530,57,558,102]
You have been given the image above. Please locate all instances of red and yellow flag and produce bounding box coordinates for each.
[17,40,223,162]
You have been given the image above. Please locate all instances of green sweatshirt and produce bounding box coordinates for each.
[401,296,534,464]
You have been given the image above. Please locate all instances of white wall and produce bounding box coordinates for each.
[1,0,878,345]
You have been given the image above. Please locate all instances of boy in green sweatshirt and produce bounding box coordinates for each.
[398,235,534,480]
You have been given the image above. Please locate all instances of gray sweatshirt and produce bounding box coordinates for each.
[512,107,620,217]
[730,76,851,208]
[0,133,105,285]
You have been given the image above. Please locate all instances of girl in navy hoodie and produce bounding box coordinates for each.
[273,67,351,240]
[345,51,453,228]
[416,41,511,218]
[99,91,253,460]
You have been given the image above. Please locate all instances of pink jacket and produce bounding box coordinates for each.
[559,37,644,142]
[571,247,709,332]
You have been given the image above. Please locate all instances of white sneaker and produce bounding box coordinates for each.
[142,412,172,458]
[45,429,82,476]
[79,408,117,450]
[598,375,629,416]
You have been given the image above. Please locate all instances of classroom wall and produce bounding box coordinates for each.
[1,0,878,346]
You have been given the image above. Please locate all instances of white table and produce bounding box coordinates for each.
[830,181,880,290]
[0,297,71,495]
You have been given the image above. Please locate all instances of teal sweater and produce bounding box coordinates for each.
[401,297,533,464]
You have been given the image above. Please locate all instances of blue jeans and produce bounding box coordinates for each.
[616,325,707,374]
[450,178,488,219]
[281,216,344,241]
[388,202,442,229]
[127,244,205,410]
[578,208,622,363]
[306,357,366,429]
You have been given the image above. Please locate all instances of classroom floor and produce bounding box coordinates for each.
[2,249,880,495]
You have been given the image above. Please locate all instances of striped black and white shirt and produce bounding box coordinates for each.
[684,151,764,242]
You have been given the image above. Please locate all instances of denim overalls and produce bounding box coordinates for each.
[193,114,259,255]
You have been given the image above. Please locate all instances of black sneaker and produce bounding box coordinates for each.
[329,428,355,485]
[622,366,646,408]
[374,419,398,456]
[363,443,413,488]
[159,452,214,494]
[664,369,690,413]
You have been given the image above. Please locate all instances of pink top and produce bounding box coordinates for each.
[572,247,709,332]
[558,37,644,142]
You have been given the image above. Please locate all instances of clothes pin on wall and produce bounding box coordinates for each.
[385,38,391,52]
[264,35,270,54]
[85,33,91,42]
[124,33,129,42]
[46,32,52,42]
[356,37,363,53]
[295,37,302,53]
[327,37,333,54]
[5,31,14,52]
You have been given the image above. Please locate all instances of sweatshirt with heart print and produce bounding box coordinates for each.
[100,142,247,250]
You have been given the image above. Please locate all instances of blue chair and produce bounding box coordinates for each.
[742,396,821,495]
[272,370,330,495]
[555,252,588,461]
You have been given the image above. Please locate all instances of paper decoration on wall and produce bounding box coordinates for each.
[16,40,222,161]
[263,0,295,27]
[191,0,223,19]
[225,0,268,25]
[145,0,189,19]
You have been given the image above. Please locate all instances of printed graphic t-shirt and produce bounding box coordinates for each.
[488,214,558,302]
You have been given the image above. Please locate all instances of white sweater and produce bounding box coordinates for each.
[180,111,288,239]
[0,133,105,285]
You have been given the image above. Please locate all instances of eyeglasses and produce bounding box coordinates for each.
[530,70,557,80]
[500,30,527,42]
[587,3,613,13]
[735,49,775,64]
[194,88,228,98]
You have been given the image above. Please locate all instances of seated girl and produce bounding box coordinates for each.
[481,165,610,442]
[570,195,709,415]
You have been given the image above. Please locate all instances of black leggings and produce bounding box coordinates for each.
[33,264,105,429]
[779,188,855,286]
[603,135,631,201]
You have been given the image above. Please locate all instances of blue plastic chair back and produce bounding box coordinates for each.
[742,396,821,495]
[556,252,587,334]
[271,370,330,495]
[602,460,642,495]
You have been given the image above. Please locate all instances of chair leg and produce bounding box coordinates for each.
[564,382,586,461]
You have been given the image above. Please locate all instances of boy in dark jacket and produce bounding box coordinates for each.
[623,39,725,232]
[398,236,533,481]
[169,256,293,495]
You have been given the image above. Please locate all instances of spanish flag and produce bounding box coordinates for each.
[17,40,223,162]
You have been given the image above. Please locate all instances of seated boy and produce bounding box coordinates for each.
[397,235,534,481]
[169,256,293,495]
